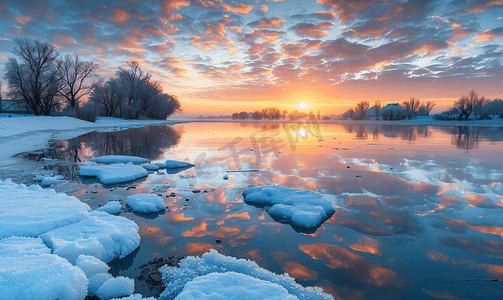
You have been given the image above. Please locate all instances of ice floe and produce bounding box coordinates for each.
[0,179,91,239]
[165,160,195,169]
[159,249,334,300]
[80,163,148,184]
[91,155,150,165]
[143,164,160,171]
[242,185,335,229]
[75,254,110,278]
[96,201,122,214]
[0,237,88,300]
[126,194,166,213]
[40,211,140,263]
[95,276,135,300]
[89,273,114,296]
[111,294,156,300]
[175,272,299,300]
[41,175,67,186]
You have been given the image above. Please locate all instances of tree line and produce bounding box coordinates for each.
[3,38,180,120]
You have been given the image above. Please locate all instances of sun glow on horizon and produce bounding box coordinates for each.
[299,102,308,109]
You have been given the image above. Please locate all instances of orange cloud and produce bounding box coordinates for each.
[261,5,268,13]
[464,0,503,13]
[376,6,404,22]
[53,34,76,44]
[14,15,33,25]
[450,24,477,40]
[221,2,253,14]
[258,17,284,28]
[283,262,319,281]
[195,0,216,7]
[160,0,190,20]
[318,22,333,29]
[473,27,503,42]
[110,6,130,24]
[293,24,327,37]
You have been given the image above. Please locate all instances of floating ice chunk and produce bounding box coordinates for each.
[153,162,168,168]
[165,160,195,169]
[89,273,114,296]
[175,271,299,300]
[223,174,229,180]
[41,176,67,186]
[126,194,166,213]
[160,249,334,300]
[76,254,110,278]
[112,294,156,300]
[92,155,150,165]
[143,164,160,171]
[40,211,140,263]
[96,201,122,214]
[0,237,50,257]
[95,276,135,300]
[0,241,87,300]
[42,157,58,161]
[32,176,45,182]
[80,163,148,184]
[242,185,335,229]
[0,179,91,239]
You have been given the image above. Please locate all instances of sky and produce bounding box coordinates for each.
[0,0,502,116]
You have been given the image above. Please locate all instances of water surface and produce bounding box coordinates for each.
[22,122,503,299]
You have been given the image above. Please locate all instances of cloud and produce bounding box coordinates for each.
[261,5,268,13]
[221,2,253,14]
[473,27,503,42]
[148,41,176,53]
[159,0,190,21]
[14,15,33,25]
[449,24,477,40]
[318,22,333,29]
[249,17,284,28]
[290,23,327,37]
[461,0,503,14]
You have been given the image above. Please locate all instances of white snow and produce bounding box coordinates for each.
[41,176,67,186]
[92,155,150,165]
[143,164,160,171]
[112,294,156,300]
[0,237,88,300]
[40,211,140,263]
[0,179,91,239]
[165,160,195,168]
[75,254,110,278]
[126,194,166,213]
[159,249,334,300]
[80,163,148,184]
[95,276,135,300]
[175,271,299,300]
[88,273,114,295]
[96,201,122,214]
[242,185,335,229]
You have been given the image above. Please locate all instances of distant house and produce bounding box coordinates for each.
[0,99,34,114]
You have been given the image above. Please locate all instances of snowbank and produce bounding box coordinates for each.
[40,211,140,263]
[0,179,91,239]
[126,194,166,213]
[76,254,110,278]
[91,155,150,165]
[0,237,88,300]
[165,160,195,169]
[242,185,335,229]
[175,272,299,300]
[80,163,148,184]
[159,249,334,300]
[96,201,122,214]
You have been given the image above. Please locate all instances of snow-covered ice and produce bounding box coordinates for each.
[88,273,114,296]
[96,201,122,214]
[111,294,156,300]
[0,237,88,300]
[143,164,160,171]
[159,249,334,300]
[40,211,140,263]
[0,179,91,239]
[92,155,150,165]
[76,254,110,278]
[175,271,299,300]
[41,175,67,186]
[95,276,135,300]
[165,160,195,169]
[80,163,148,184]
[242,185,335,229]
[126,194,166,213]
[153,162,168,168]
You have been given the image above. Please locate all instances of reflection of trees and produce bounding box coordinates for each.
[401,126,416,141]
[355,125,368,139]
[373,125,379,141]
[46,125,182,162]
[451,126,480,150]
[416,126,429,137]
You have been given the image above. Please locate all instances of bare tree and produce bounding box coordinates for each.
[423,101,436,116]
[403,97,420,119]
[355,101,369,120]
[58,54,100,116]
[374,101,381,120]
[5,38,62,115]
[454,89,478,120]
[473,95,486,116]
[261,107,281,120]
[89,79,123,117]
